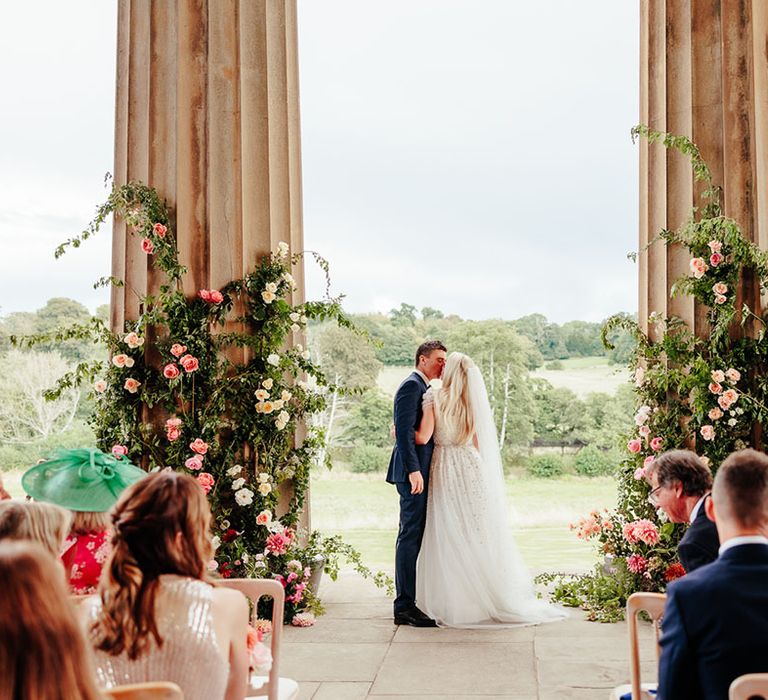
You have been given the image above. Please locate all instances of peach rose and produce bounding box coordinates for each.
[712,282,728,295]
[726,368,741,383]
[256,510,272,525]
[708,407,723,421]
[709,252,724,267]
[722,388,739,405]
[112,353,130,368]
[627,439,642,454]
[262,401,275,415]
[715,294,727,305]
[718,395,732,411]
[711,370,725,383]
[255,389,269,401]
[700,424,716,441]
[189,438,209,455]
[153,223,167,238]
[124,378,141,394]
[123,332,144,349]
[170,343,187,357]
[163,363,180,379]
[689,257,709,279]
[179,354,199,373]
[196,472,215,494]
[709,382,723,394]
[141,238,154,254]
[209,290,224,304]
[94,380,107,393]
[167,426,181,442]
[262,291,276,304]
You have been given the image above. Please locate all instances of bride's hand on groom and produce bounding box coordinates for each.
[409,471,424,495]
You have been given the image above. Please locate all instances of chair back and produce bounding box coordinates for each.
[220,578,285,700]
[730,673,768,700]
[105,681,183,700]
[626,592,666,700]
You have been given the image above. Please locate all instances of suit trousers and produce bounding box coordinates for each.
[394,478,428,613]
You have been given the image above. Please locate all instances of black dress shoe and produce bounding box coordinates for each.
[394,606,438,627]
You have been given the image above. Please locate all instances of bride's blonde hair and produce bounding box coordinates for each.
[437,352,475,444]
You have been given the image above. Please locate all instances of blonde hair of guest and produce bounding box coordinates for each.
[0,501,72,556]
[0,541,103,700]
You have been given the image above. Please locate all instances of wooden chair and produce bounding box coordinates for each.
[609,592,667,700]
[105,682,183,700]
[730,673,768,700]
[220,578,299,700]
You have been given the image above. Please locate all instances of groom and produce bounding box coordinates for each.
[386,339,446,627]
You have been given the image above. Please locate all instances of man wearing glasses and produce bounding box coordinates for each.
[645,449,719,573]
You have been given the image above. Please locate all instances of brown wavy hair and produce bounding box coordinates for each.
[91,471,213,660]
[0,541,103,700]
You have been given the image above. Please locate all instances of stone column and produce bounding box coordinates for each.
[639,0,768,339]
[111,0,308,526]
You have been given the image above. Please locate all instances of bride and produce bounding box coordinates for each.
[414,351,566,628]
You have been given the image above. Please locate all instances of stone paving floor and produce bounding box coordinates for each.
[280,572,657,700]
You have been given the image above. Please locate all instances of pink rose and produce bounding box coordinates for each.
[167,426,181,442]
[650,437,664,451]
[179,354,199,373]
[700,424,716,441]
[627,554,648,574]
[717,395,732,411]
[715,294,727,305]
[708,407,723,421]
[634,367,645,387]
[198,289,212,302]
[170,343,187,358]
[639,425,651,437]
[643,455,655,469]
[141,238,154,254]
[689,257,709,279]
[196,472,215,494]
[163,363,180,379]
[189,438,209,455]
[256,510,272,525]
[708,240,722,253]
[186,455,204,471]
[709,252,723,267]
[712,282,728,296]
[166,417,182,428]
[627,439,642,454]
[265,533,290,555]
[124,378,141,394]
[209,290,224,304]
[633,467,645,480]
[726,368,741,383]
[111,444,128,457]
[709,382,723,395]
[153,223,167,238]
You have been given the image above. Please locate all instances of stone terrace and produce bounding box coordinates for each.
[281,572,657,700]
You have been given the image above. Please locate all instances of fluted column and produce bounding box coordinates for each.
[111,0,304,327]
[639,0,768,339]
[111,0,308,525]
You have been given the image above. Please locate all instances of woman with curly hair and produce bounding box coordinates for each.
[89,470,249,700]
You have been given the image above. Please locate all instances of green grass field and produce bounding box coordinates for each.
[310,471,616,573]
[530,356,629,398]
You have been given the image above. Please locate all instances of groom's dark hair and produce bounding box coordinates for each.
[415,340,447,367]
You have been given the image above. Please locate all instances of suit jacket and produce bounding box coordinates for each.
[678,495,719,573]
[658,543,768,700]
[386,372,433,484]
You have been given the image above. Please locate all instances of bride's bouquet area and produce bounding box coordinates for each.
[14,181,391,623]
[544,128,768,621]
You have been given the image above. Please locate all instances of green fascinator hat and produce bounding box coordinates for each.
[22,448,146,512]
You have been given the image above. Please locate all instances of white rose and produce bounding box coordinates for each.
[258,483,272,495]
[211,535,221,550]
[283,272,294,284]
[124,357,135,368]
[226,464,243,477]
[300,315,307,324]
[94,380,108,393]
[289,312,301,322]
[220,520,231,530]
[294,344,303,353]
[231,477,246,490]
[235,488,254,506]
[242,552,249,563]
[281,390,292,402]
[728,418,737,426]
[262,291,276,304]
[265,282,278,294]
[302,350,311,360]
[267,353,280,367]
[277,241,289,258]
[258,473,270,483]
[262,378,273,390]
[291,324,300,332]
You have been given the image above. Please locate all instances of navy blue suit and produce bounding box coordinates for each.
[386,371,434,614]
[658,543,768,700]
[678,495,719,573]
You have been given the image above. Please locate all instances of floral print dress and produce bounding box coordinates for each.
[63,530,112,594]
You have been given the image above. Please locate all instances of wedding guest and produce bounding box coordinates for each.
[0,500,72,557]
[645,449,718,572]
[21,448,146,594]
[89,470,249,700]
[658,448,768,700]
[0,540,103,700]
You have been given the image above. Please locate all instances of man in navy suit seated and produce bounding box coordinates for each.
[658,448,768,700]
[386,340,446,627]
[646,450,719,572]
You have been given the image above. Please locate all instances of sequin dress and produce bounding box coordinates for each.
[90,575,229,700]
[415,388,566,628]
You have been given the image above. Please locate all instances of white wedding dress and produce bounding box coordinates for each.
[416,371,566,628]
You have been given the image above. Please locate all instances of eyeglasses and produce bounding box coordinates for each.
[648,485,663,505]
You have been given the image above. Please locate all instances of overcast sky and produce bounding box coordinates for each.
[0,1,639,323]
